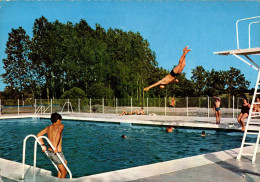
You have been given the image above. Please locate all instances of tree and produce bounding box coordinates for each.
[2,27,30,98]
[60,87,86,99]
[191,66,207,96]
[226,67,250,97]
[204,69,226,96]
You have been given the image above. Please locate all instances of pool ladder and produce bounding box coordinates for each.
[237,70,260,164]
[21,134,72,180]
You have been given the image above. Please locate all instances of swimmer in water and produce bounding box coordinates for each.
[121,135,127,138]
[166,126,174,133]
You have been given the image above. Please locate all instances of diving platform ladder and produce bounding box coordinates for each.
[21,134,72,180]
[214,16,260,164]
[237,70,260,164]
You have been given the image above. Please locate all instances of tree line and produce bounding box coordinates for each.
[1,16,250,100]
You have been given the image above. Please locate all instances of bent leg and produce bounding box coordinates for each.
[237,113,243,127]
[240,113,248,131]
[57,161,67,178]
[120,111,128,116]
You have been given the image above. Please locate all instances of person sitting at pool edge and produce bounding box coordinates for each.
[143,46,191,92]
[37,113,68,179]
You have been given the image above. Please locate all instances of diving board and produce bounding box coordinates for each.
[214,47,260,56]
[214,16,260,164]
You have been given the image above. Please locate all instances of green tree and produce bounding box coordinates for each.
[60,87,86,99]
[204,69,226,96]
[226,67,250,96]
[191,66,207,96]
[2,27,30,98]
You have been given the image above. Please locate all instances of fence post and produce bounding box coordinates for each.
[131,97,132,113]
[18,99,19,115]
[147,97,149,115]
[165,97,166,117]
[78,99,80,113]
[35,99,36,114]
[90,98,92,113]
[186,96,188,116]
[116,98,118,114]
[51,99,53,113]
[237,97,239,117]
[233,95,235,118]
[102,98,104,114]
[208,96,209,118]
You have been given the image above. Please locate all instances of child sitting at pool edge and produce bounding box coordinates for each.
[37,112,68,179]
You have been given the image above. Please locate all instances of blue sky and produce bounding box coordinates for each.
[0,1,259,92]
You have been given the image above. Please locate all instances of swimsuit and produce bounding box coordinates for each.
[215,107,220,111]
[170,70,180,77]
[46,150,66,165]
[241,105,250,114]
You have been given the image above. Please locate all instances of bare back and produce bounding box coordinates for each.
[47,124,64,152]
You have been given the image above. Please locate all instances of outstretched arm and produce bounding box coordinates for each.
[144,79,164,92]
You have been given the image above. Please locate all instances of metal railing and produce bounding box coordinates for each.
[22,134,72,180]
[236,16,260,49]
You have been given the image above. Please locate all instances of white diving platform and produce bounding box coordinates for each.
[214,16,260,164]
[214,47,260,56]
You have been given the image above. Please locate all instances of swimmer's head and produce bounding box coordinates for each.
[121,135,127,138]
[51,112,62,123]
[159,85,165,89]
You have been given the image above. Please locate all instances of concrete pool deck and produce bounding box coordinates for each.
[0,113,260,181]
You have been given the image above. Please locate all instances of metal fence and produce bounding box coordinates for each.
[0,96,248,118]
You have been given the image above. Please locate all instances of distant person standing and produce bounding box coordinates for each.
[0,105,3,115]
[213,96,221,124]
[237,98,251,131]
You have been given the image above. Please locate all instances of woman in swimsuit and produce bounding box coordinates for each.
[237,98,251,131]
[143,46,191,92]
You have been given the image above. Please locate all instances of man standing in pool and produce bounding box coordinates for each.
[37,113,68,178]
[143,46,191,92]
[213,96,221,124]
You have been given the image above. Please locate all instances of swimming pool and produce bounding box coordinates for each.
[0,118,253,178]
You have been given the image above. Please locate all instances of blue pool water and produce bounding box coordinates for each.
[0,118,253,178]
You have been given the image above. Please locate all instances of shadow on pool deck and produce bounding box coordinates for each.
[132,153,260,182]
